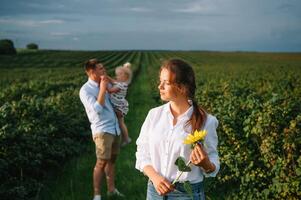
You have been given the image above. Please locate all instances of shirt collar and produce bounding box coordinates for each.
[164,101,194,121]
[88,78,99,87]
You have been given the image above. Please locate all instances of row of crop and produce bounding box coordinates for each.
[0,89,89,199]
[103,51,136,74]
[0,50,140,200]
[1,50,300,199]
[0,51,108,90]
[197,80,301,199]
[0,50,115,69]
[178,52,301,199]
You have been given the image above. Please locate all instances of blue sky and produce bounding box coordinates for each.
[0,0,301,51]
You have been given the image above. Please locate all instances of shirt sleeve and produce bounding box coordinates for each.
[79,87,103,114]
[202,115,220,177]
[135,110,153,172]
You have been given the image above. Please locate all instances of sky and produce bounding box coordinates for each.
[0,0,301,51]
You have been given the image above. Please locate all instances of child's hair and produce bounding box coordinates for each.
[123,62,131,69]
[116,62,132,84]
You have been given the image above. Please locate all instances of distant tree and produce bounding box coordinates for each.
[26,43,39,50]
[0,39,17,55]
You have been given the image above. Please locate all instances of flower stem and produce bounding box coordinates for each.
[172,160,191,185]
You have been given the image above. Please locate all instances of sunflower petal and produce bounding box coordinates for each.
[183,130,208,145]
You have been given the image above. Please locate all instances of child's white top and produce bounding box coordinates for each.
[110,81,129,115]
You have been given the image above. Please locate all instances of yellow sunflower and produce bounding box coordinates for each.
[183,130,207,145]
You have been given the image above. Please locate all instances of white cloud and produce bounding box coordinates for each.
[50,32,71,36]
[58,4,65,9]
[129,7,153,13]
[0,18,64,27]
[1,0,300,51]
[173,0,216,13]
[39,20,64,25]
[26,2,44,9]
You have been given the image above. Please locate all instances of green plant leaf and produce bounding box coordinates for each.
[175,157,191,172]
[183,181,193,198]
[296,168,301,176]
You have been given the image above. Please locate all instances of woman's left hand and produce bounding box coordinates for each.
[190,143,215,172]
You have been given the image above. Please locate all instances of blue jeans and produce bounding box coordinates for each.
[146,180,205,200]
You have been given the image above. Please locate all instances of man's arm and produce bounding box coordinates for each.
[97,76,108,106]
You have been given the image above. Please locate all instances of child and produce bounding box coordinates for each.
[107,62,132,146]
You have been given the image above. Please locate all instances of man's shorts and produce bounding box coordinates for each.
[93,132,121,160]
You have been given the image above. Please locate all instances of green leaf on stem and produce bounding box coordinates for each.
[183,181,193,198]
[175,157,191,172]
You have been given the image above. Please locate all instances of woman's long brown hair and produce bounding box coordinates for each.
[160,58,207,132]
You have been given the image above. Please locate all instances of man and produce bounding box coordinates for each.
[79,59,124,200]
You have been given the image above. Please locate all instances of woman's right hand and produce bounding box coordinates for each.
[151,174,174,196]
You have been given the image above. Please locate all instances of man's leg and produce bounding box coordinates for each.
[93,159,107,195]
[105,134,124,197]
[105,154,117,192]
[93,133,114,197]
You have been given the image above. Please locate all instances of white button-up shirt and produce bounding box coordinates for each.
[135,102,220,183]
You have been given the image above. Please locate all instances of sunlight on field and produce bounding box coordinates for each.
[1,50,300,200]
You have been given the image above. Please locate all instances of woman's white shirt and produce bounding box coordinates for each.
[135,102,220,183]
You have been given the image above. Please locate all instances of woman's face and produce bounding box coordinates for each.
[158,68,182,101]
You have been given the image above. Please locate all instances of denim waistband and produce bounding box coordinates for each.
[173,181,204,193]
[148,180,204,192]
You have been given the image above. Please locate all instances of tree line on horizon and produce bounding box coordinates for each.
[0,39,39,55]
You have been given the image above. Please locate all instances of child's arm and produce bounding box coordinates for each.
[107,86,120,94]
[107,75,117,83]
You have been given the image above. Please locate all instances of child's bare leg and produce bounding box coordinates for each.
[119,117,129,143]
[116,110,129,142]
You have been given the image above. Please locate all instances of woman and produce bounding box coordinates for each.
[135,59,220,200]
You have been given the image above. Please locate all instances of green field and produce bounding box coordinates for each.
[0,50,300,200]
